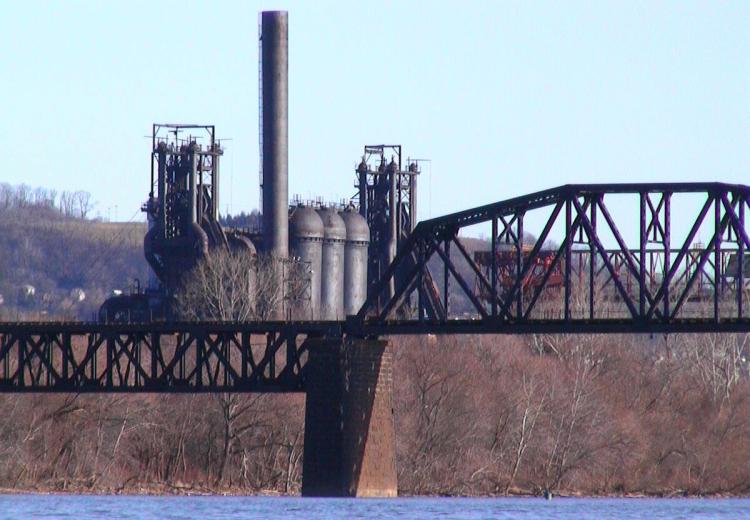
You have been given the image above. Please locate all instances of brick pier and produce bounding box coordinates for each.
[301,338,397,497]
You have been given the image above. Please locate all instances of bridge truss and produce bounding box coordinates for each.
[0,322,341,393]
[354,182,750,335]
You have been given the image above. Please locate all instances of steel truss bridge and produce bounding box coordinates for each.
[3,183,750,392]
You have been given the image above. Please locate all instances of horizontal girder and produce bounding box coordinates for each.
[0,323,340,393]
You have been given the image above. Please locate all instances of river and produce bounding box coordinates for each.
[1,495,749,519]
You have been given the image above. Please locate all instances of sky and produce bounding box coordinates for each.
[1,0,749,229]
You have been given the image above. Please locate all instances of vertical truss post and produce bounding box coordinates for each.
[516,213,524,318]
[714,195,721,322]
[150,332,159,382]
[443,238,450,318]
[177,334,185,381]
[589,201,596,319]
[286,332,296,377]
[134,335,142,387]
[196,332,204,389]
[639,192,647,318]
[106,333,115,389]
[2,335,8,381]
[418,239,425,322]
[664,193,671,320]
[62,332,70,381]
[491,217,498,317]
[18,335,25,386]
[45,338,52,387]
[740,196,745,317]
[223,335,230,388]
[564,197,572,321]
[268,333,276,380]
[241,332,250,381]
[89,335,97,383]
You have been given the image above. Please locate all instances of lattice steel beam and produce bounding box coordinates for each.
[0,322,342,393]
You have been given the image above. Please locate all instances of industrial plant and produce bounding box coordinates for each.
[99,11,428,323]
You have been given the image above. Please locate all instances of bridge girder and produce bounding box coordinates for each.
[0,322,342,393]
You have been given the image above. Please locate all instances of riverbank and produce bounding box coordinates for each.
[1,485,747,499]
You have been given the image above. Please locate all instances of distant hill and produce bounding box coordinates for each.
[0,203,148,320]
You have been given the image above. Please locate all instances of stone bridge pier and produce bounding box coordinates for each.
[301,338,397,497]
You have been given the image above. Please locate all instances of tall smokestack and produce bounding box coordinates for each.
[260,10,289,257]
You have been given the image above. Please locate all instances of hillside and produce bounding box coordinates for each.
[0,204,148,320]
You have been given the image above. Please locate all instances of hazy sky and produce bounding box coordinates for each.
[1,1,748,226]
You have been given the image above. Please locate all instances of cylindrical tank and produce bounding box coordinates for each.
[289,205,324,319]
[317,207,346,320]
[260,10,289,258]
[340,208,369,316]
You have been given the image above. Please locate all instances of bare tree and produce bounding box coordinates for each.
[176,249,256,321]
[504,372,546,494]
[175,248,313,322]
[679,333,749,404]
[73,191,93,219]
[252,254,287,321]
[59,191,75,217]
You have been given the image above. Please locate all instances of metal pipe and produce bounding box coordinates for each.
[157,143,167,237]
[387,159,397,299]
[409,162,418,231]
[189,144,197,225]
[358,159,368,218]
[212,148,220,221]
[261,10,289,257]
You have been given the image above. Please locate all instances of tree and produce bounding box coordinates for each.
[175,249,312,321]
[73,191,93,219]
[175,249,256,321]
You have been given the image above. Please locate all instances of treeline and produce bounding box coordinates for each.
[221,210,261,231]
[394,333,750,496]
[0,392,304,494]
[0,333,747,496]
[0,183,94,219]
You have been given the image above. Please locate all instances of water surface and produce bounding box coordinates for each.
[1,495,749,519]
